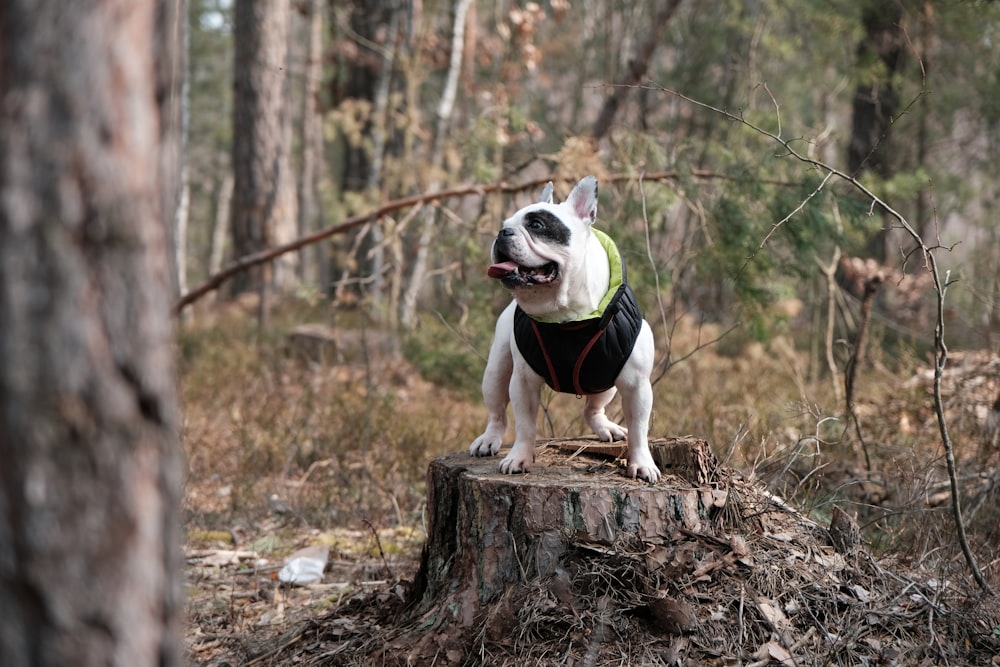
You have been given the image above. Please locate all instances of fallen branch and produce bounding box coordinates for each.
[176,180,540,313]
[174,169,796,314]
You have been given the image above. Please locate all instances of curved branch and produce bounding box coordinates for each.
[652,84,993,595]
[174,169,772,314]
[176,166,813,315]
[175,180,540,314]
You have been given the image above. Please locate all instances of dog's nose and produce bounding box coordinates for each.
[499,228,516,237]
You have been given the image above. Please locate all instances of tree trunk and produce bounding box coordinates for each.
[847,1,906,263]
[328,0,404,310]
[156,0,188,301]
[590,0,683,144]
[399,0,473,329]
[297,0,324,287]
[0,1,184,665]
[409,438,721,627]
[209,171,235,277]
[158,0,189,303]
[364,4,400,314]
[230,0,295,297]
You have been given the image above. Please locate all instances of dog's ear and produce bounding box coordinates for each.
[565,176,598,224]
[538,181,554,204]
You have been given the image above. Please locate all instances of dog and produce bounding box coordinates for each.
[469,176,660,483]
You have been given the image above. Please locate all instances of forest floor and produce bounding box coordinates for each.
[180,303,1000,666]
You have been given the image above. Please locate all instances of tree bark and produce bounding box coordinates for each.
[230,0,296,297]
[847,1,906,263]
[297,0,324,287]
[0,1,184,665]
[409,438,721,626]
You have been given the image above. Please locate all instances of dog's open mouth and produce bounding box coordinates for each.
[487,259,559,287]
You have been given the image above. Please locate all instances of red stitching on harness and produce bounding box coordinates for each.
[573,328,606,395]
[530,319,561,393]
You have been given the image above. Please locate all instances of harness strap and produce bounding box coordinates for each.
[529,319,562,393]
[527,318,607,395]
[572,327,607,396]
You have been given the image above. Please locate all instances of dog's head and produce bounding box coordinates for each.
[487,176,599,304]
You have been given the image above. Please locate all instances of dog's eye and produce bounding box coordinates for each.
[523,211,571,245]
[525,215,545,230]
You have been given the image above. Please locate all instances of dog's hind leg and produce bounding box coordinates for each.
[583,388,628,441]
[615,323,660,482]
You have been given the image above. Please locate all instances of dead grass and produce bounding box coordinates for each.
[180,300,484,532]
[181,298,1000,665]
[197,466,1000,666]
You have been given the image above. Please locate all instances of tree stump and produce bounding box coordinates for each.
[409,437,723,627]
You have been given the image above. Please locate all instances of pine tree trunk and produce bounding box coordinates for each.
[409,438,720,626]
[209,171,235,277]
[230,0,295,297]
[0,1,184,664]
[297,0,324,287]
[157,0,188,302]
[847,1,906,263]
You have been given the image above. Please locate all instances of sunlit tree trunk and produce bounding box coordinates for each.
[166,0,191,306]
[210,169,234,277]
[399,0,473,329]
[157,0,188,301]
[0,0,184,664]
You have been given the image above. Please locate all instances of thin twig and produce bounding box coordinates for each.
[743,170,834,272]
[845,275,882,473]
[362,519,393,580]
[650,84,993,595]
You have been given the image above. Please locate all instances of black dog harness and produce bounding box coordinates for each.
[513,230,643,395]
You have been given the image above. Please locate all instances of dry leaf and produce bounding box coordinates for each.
[756,640,795,666]
[755,597,792,631]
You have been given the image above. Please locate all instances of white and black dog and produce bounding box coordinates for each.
[469,176,660,483]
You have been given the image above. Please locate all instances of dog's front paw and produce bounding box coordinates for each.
[626,451,661,483]
[469,431,503,457]
[498,443,534,474]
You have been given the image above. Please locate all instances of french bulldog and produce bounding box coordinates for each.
[469,176,661,483]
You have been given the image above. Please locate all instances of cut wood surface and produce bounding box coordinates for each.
[411,437,726,626]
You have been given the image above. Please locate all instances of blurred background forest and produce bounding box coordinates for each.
[183,0,1000,341]
[181,0,1000,642]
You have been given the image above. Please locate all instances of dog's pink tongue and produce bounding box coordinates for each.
[487,261,519,279]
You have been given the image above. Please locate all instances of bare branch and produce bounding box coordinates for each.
[652,84,994,596]
[174,170,792,314]
[743,170,834,273]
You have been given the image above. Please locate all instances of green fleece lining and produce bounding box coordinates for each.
[532,228,623,323]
